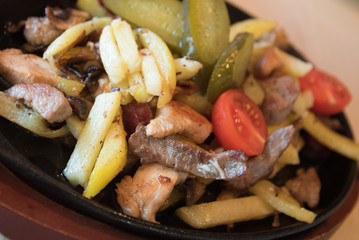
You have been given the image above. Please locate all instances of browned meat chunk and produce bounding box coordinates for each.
[24,17,63,47]
[285,167,321,208]
[226,125,295,193]
[146,101,212,144]
[5,83,72,123]
[260,75,299,124]
[116,163,187,222]
[129,124,247,180]
[253,46,283,78]
[0,48,60,87]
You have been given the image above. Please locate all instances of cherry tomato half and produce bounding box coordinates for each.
[299,68,351,115]
[211,89,268,156]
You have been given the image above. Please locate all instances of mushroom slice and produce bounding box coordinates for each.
[46,6,91,30]
[146,101,212,144]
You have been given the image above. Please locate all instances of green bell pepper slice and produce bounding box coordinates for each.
[206,33,254,103]
[103,0,183,53]
[182,0,230,93]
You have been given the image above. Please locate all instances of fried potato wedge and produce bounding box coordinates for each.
[230,19,277,42]
[136,28,176,108]
[302,111,359,162]
[83,108,127,198]
[44,17,112,59]
[175,195,274,229]
[250,180,317,224]
[63,91,121,187]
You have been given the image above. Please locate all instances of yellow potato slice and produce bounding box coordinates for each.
[175,195,274,229]
[112,19,141,74]
[128,72,153,103]
[136,28,176,108]
[140,48,164,96]
[83,108,127,198]
[44,17,112,59]
[63,91,121,187]
[250,180,317,224]
[99,25,128,85]
[230,19,277,42]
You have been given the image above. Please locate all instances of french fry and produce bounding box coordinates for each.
[0,92,69,138]
[292,90,314,117]
[66,115,85,139]
[83,108,127,198]
[99,25,128,85]
[302,111,359,161]
[44,17,112,59]
[270,144,300,178]
[63,91,121,187]
[128,72,153,103]
[175,195,274,229]
[250,180,317,224]
[274,47,313,78]
[140,49,164,96]
[112,19,141,74]
[55,76,85,97]
[229,19,277,42]
[174,57,203,81]
[136,28,176,108]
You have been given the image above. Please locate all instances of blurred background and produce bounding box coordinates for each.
[228,0,359,239]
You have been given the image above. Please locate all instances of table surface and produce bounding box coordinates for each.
[1,0,359,239]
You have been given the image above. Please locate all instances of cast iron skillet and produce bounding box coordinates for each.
[0,1,357,239]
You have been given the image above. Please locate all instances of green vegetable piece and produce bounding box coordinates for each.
[182,0,230,93]
[206,33,254,103]
[103,0,183,53]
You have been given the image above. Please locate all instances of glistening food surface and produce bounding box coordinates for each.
[0,0,358,239]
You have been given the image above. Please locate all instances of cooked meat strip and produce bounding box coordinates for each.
[116,163,187,222]
[260,75,299,124]
[146,101,212,144]
[24,17,63,47]
[226,125,295,193]
[184,178,207,206]
[285,167,321,208]
[5,83,72,123]
[129,124,247,180]
[0,48,60,87]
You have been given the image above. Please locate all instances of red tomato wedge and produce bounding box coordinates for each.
[299,68,351,115]
[211,89,268,156]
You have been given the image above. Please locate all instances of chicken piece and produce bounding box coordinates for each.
[0,48,59,86]
[5,83,72,123]
[24,17,63,47]
[146,101,212,144]
[285,167,321,208]
[116,163,187,222]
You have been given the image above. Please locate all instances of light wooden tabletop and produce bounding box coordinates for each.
[227,1,359,239]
